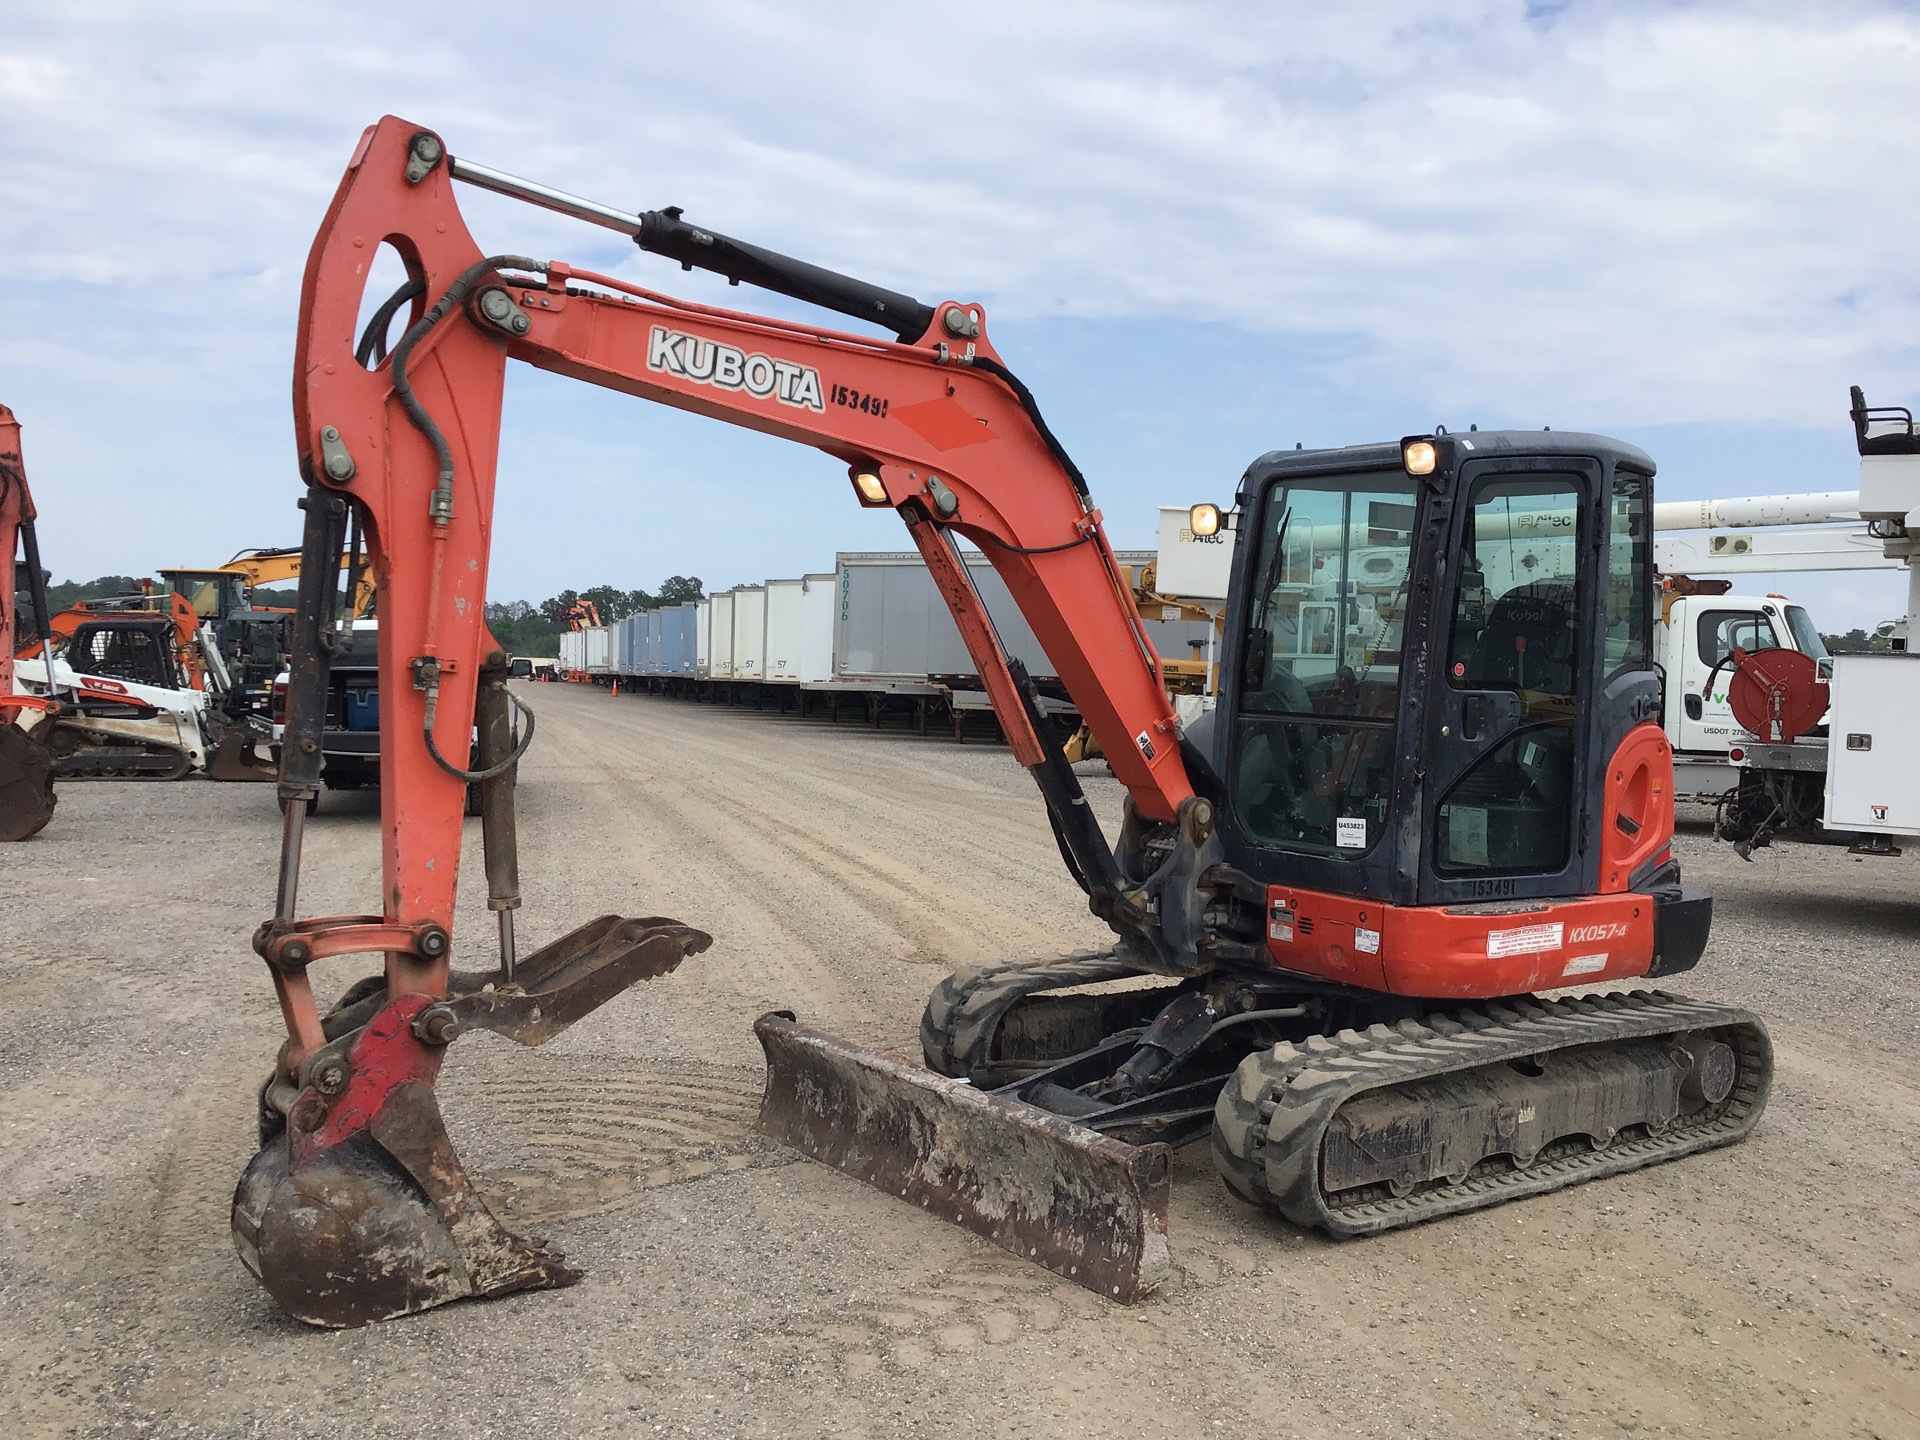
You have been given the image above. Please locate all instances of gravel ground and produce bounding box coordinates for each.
[1,682,1915,1439]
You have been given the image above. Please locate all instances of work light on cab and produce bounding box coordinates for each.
[1401,437,1437,476]
[1188,503,1223,537]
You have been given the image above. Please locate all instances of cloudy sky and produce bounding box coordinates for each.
[5,0,1917,628]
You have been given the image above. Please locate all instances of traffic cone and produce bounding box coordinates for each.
[611,680,620,697]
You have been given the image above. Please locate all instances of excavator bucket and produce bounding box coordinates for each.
[233,915,711,1327]
[0,722,58,840]
[205,726,279,783]
[753,1012,1172,1303]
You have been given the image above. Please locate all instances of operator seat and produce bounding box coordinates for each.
[1463,581,1576,696]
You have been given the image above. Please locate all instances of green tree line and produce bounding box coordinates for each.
[1820,626,1902,654]
[18,573,703,664]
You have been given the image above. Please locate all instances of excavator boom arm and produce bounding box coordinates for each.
[239,117,1211,1327]
[286,117,1192,988]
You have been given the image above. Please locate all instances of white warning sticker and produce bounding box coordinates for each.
[1269,922,1295,943]
[1355,926,1381,955]
[1486,921,1563,959]
[1335,816,1367,850]
[1561,952,1609,977]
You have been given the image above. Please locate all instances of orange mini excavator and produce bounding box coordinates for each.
[235,117,1771,1327]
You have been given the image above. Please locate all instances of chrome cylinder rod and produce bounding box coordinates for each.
[449,156,641,238]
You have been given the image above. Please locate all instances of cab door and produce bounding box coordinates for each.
[1416,457,1650,903]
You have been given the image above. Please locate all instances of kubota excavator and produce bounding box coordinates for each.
[235,117,1772,1328]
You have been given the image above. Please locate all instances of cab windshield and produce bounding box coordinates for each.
[1230,472,1416,855]
[1784,605,1829,659]
[168,571,246,620]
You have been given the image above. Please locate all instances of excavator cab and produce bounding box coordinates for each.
[165,568,252,622]
[1219,435,1665,914]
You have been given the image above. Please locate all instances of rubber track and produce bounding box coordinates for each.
[1211,989,1771,1237]
[920,951,1143,1081]
[50,724,193,781]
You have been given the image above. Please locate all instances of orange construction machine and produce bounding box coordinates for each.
[235,117,1771,1327]
[1,406,60,838]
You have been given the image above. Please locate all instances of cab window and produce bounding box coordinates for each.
[1230,472,1417,856]
[1696,610,1779,668]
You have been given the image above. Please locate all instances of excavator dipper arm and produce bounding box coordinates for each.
[238,116,1211,1325]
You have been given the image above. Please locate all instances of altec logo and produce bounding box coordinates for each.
[1567,921,1632,944]
[647,326,825,411]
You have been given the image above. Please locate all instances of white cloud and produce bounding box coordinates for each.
[1,0,1915,622]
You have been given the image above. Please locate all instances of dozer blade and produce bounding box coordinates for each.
[234,916,711,1327]
[0,722,58,840]
[205,726,279,782]
[754,1012,1172,1303]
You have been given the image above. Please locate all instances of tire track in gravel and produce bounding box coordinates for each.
[142,1053,264,1279]
[544,693,1109,981]
[544,718,877,1028]
[441,1057,794,1227]
[548,689,1086,888]
[538,697,1095,1040]
[756,1252,1108,1379]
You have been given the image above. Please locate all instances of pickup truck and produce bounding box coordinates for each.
[272,619,480,813]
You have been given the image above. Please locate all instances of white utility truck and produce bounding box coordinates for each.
[1715,389,1920,851]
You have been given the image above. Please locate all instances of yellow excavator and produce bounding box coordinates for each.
[162,545,376,624]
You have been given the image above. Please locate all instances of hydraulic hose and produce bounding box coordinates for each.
[422,679,535,783]
[965,354,1091,501]
[355,276,426,367]
[388,255,547,525]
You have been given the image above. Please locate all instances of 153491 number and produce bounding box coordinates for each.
[831,384,889,418]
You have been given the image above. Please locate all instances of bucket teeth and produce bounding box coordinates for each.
[754,1011,1172,1304]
